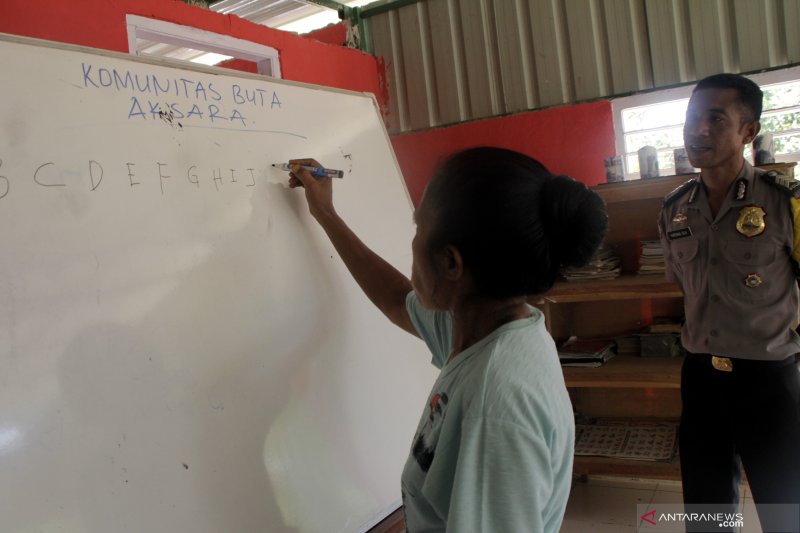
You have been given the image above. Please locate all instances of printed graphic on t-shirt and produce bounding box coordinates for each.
[411,392,449,472]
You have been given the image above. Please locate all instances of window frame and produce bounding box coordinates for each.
[126,15,282,78]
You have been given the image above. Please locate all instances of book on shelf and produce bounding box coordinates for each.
[613,318,683,357]
[638,333,683,358]
[560,245,621,282]
[558,336,617,367]
[647,320,682,334]
[637,239,665,275]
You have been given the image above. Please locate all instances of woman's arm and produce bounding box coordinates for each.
[289,158,418,337]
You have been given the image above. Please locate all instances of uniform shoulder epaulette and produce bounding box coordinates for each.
[663,178,698,207]
[759,170,800,199]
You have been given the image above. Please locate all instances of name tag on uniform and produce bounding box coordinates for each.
[667,228,693,240]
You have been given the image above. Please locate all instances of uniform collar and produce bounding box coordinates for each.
[694,161,753,222]
[727,161,755,205]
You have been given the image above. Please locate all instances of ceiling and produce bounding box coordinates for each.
[136,0,363,65]
[209,0,337,29]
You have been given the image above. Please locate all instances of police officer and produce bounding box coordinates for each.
[659,73,800,532]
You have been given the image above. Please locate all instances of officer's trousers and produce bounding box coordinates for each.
[680,353,800,532]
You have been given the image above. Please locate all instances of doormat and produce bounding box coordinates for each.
[575,420,677,462]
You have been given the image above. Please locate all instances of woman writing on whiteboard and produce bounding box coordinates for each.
[289,147,607,533]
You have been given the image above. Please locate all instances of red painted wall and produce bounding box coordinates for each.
[307,23,347,46]
[0,0,380,98]
[391,101,616,206]
[216,58,259,74]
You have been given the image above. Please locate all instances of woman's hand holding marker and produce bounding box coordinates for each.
[287,158,336,221]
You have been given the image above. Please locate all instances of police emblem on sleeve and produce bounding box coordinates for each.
[736,206,766,237]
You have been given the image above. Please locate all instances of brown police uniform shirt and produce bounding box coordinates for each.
[659,161,800,360]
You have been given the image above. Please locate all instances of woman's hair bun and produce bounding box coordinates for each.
[423,147,609,298]
[540,175,608,268]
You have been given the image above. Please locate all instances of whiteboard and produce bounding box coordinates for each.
[0,34,436,533]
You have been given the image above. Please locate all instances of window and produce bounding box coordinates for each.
[613,66,800,180]
[760,81,800,161]
[620,98,689,178]
[126,16,281,77]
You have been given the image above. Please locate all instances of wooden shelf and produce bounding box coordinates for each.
[544,274,682,303]
[593,174,693,204]
[573,454,681,480]
[563,355,683,388]
[551,169,720,481]
[593,162,797,205]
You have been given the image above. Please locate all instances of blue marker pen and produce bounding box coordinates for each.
[272,163,344,179]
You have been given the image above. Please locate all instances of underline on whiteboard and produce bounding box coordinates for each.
[179,124,307,139]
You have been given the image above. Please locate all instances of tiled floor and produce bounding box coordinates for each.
[561,476,761,532]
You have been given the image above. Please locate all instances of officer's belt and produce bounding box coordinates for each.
[689,353,797,372]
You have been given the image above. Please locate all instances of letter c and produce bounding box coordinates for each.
[34,162,65,187]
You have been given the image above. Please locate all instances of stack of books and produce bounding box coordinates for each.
[639,321,683,357]
[561,245,621,281]
[613,321,683,358]
[557,336,617,367]
[638,240,665,275]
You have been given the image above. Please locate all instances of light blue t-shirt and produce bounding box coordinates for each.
[401,291,574,533]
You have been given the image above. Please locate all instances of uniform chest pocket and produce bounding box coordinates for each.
[670,238,698,264]
[668,238,701,295]
[721,241,777,303]
[720,240,775,266]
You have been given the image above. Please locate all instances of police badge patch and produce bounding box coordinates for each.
[736,206,766,237]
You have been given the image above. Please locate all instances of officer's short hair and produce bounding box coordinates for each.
[694,73,763,122]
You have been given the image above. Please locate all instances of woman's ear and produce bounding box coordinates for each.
[441,245,464,281]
